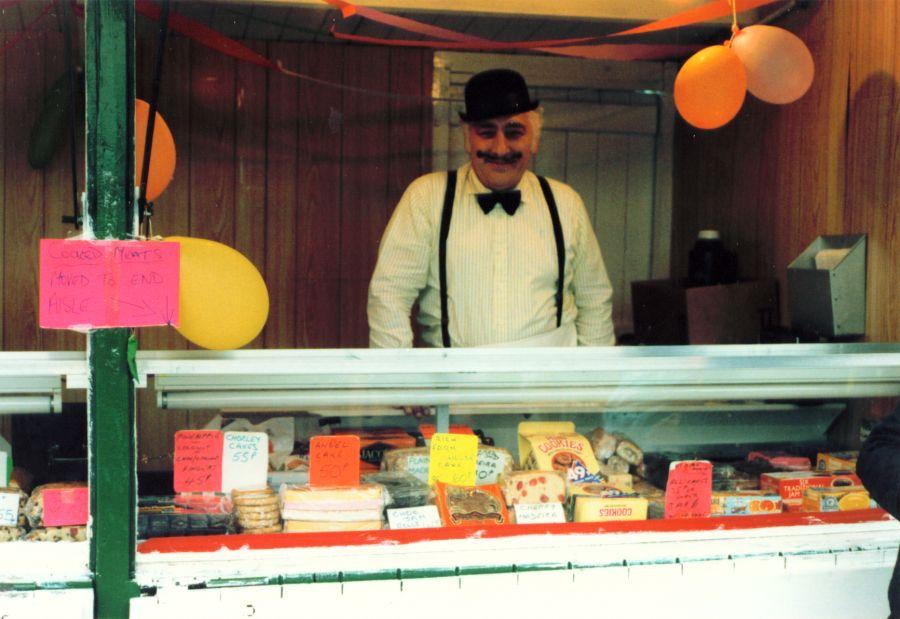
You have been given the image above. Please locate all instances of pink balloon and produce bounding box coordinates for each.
[731,25,815,104]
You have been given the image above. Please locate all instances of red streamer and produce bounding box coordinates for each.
[611,0,779,37]
[330,29,601,51]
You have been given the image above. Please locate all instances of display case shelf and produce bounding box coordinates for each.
[141,344,900,411]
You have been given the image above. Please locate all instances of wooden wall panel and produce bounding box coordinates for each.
[340,47,391,347]
[3,33,43,352]
[233,41,268,349]
[0,33,6,442]
[189,43,236,246]
[673,1,898,342]
[295,42,343,348]
[263,42,299,349]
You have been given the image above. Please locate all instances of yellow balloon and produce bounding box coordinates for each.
[166,236,269,350]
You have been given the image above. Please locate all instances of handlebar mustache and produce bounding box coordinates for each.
[476,150,523,164]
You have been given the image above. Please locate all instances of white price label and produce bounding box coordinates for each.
[387,505,441,530]
[221,431,268,493]
[513,502,566,524]
[0,491,19,527]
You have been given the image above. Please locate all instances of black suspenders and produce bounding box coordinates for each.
[439,172,564,348]
[438,171,457,348]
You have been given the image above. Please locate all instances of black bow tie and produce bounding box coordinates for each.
[477,190,521,216]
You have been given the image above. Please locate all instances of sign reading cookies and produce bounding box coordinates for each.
[428,433,478,486]
[309,435,360,488]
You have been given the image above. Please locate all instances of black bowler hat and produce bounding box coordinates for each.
[458,69,540,123]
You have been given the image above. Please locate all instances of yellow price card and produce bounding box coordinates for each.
[428,433,478,486]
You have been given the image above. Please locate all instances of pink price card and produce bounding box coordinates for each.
[309,435,360,488]
[42,486,89,527]
[39,239,179,329]
[173,430,224,493]
[664,460,713,519]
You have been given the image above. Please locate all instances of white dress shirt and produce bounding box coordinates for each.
[368,163,615,348]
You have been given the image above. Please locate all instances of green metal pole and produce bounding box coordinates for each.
[84,1,139,617]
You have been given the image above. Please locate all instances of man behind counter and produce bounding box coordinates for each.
[368,68,615,349]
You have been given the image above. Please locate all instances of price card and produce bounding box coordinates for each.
[173,430,223,492]
[387,505,442,530]
[0,491,18,527]
[309,435,360,488]
[43,487,89,526]
[513,502,566,524]
[222,431,268,493]
[39,239,180,329]
[428,433,478,486]
[0,450,9,487]
[664,460,713,519]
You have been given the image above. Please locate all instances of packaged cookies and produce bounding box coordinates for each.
[232,487,281,533]
[518,423,601,483]
[435,482,509,526]
[25,483,87,528]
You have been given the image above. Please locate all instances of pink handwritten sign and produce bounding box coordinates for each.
[173,430,223,493]
[664,460,713,519]
[43,486,89,526]
[39,239,179,329]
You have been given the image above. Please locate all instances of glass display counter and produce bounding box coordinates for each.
[129,344,900,618]
[0,352,92,618]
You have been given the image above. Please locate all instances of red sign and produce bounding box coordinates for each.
[173,430,223,492]
[42,486,89,526]
[39,239,180,329]
[664,460,712,519]
[309,435,360,488]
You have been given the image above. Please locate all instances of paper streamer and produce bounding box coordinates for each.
[611,0,779,37]
[330,30,601,51]
[323,0,780,47]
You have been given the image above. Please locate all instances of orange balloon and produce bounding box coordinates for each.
[731,25,814,104]
[674,45,747,130]
[135,99,176,202]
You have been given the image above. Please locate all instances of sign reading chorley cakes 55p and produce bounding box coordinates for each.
[39,239,179,329]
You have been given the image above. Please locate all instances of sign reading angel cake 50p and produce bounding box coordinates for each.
[39,239,179,329]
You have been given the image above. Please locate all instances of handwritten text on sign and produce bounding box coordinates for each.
[222,431,268,493]
[43,486,89,526]
[39,239,180,329]
[664,460,713,519]
[428,433,478,486]
[387,505,441,530]
[0,491,18,527]
[309,435,360,488]
[173,430,224,493]
[514,502,566,524]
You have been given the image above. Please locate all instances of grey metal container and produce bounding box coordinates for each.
[787,234,867,337]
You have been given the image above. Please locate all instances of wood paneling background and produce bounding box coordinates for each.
[672,1,898,342]
[0,33,432,459]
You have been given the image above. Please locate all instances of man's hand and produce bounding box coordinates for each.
[402,406,433,419]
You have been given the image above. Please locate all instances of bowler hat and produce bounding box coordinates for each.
[458,69,540,123]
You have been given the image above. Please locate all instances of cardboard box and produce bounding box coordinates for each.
[572,496,648,522]
[710,491,782,516]
[816,451,858,473]
[802,486,873,512]
[760,471,862,507]
[631,279,778,345]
